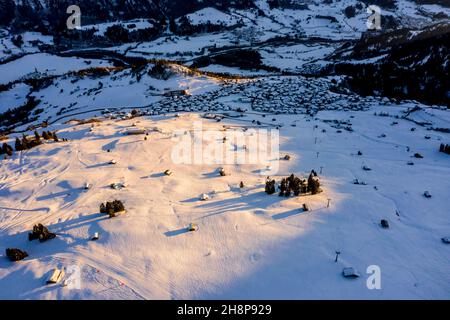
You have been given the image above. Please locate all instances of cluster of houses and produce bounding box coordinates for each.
[240,77,372,115]
[97,76,389,121]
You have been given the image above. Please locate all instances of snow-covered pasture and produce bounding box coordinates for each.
[0,108,449,299]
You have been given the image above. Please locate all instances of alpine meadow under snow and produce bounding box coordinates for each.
[0,0,449,300]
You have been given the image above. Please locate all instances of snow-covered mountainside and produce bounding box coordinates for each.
[0,0,449,300]
[1,1,449,105]
[2,0,449,33]
[2,0,256,31]
[0,102,449,299]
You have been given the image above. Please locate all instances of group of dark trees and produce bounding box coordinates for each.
[267,0,308,10]
[3,0,256,44]
[148,61,175,80]
[11,35,24,47]
[100,200,125,216]
[6,224,54,261]
[359,0,398,9]
[104,24,160,44]
[1,0,259,32]
[439,144,450,155]
[265,171,322,197]
[308,171,321,195]
[279,174,305,196]
[0,0,15,27]
[15,131,40,151]
[42,130,59,141]
[343,6,356,18]
[265,178,276,194]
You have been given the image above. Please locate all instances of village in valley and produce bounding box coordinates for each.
[1,91,449,299]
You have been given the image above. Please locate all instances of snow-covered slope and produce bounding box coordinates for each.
[0,0,449,301]
[184,7,244,26]
[0,53,111,85]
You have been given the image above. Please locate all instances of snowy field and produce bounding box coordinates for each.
[0,107,449,299]
[0,0,449,301]
[0,53,111,85]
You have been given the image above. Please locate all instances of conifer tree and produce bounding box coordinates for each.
[15,138,23,151]
[34,131,41,143]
